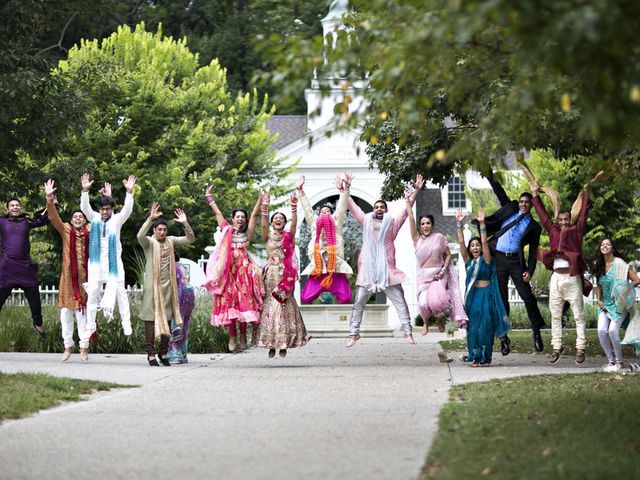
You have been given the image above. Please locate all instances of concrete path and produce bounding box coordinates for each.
[0,335,603,480]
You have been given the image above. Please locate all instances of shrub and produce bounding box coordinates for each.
[0,292,228,354]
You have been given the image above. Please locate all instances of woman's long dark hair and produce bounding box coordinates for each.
[467,236,482,259]
[591,237,620,278]
[231,208,248,233]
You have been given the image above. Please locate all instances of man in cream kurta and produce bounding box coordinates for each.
[80,173,136,338]
[345,173,424,347]
[137,202,195,366]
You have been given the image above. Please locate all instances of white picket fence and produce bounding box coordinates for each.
[8,282,557,307]
[6,285,143,307]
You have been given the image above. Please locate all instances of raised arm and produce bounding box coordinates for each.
[391,173,424,234]
[136,202,159,248]
[117,175,136,225]
[297,176,316,226]
[574,188,590,234]
[334,173,351,227]
[289,192,298,237]
[405,195,418,242]
[477,211,491,264]
[486,169,511,206]
[80,173,98,222]
[172,208,195,247]
[455,209,470,264]
[44,179,65,235]
[529,180,554,232]
[246,191,262,241]
[260,190,270,244]
[205,185,226,227]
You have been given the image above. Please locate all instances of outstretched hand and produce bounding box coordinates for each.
[335,174,344,191]
[81,173,93,192]
[343,172,354,188]
[414,173,425,191]
[454,208,465,223]
[44,179,56,200]
[99,182,112,197]
[296,176,305,191]
[476,210,485,223]
[529,181,539,195]
[174,208,187,224]
[260,189,270,205]
[123,175,136,194]
[149,202,162,221]
[290,191,298,205]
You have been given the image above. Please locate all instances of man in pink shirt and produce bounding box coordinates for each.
[344,173,425,347]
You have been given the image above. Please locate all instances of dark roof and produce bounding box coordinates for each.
[415,188,458,242]
[265,115,308,151]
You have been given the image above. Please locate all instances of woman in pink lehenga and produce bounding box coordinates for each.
[405,198,468,335]
[203,185,264,352]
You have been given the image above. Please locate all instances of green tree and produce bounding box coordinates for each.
[263,1,640,183]
[42,23,288,284]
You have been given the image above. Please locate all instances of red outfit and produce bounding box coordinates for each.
[532,190,589,277]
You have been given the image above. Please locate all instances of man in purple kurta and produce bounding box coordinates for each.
[0,197,50,339]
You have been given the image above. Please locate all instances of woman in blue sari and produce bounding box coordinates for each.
[456,209,511,367]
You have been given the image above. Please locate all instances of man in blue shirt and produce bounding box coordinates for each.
[475,170,545,352]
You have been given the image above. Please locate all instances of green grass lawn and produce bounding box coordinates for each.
[0,372,132,420]
[440,329,637,358]
[423,373,640,480]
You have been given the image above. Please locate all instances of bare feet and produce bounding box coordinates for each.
[345,334,360,348]
[480,362,491,367]
[228,336,237,352]
[437,317,445,333]
[404,333,416,344]
[421,324,428,336]
[239,333,248,350]
[471,361,479,368]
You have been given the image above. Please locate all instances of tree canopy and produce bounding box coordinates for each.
[263,0,640,194]
[29,23,284,283]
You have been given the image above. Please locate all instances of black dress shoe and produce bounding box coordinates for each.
[148,357,160,367]
[532,329,544,352]
[32,323,48,340]
[500,335,511,356]
[158,353,171,366]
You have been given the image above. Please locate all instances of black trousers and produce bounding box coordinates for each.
[0,286,43,326]
[495,253,545,330]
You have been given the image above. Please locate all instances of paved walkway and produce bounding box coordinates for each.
[0,335,603,480]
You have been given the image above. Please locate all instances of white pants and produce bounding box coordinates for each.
[60,308,91,349]
[549,272,586,350]
[349,284,412,335]
[85,281,132,335]
[597,311,623,364]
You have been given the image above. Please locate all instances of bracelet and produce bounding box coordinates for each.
[205,194,215,205]
[260,205,268,216]
[456,223,462,230]
[479,226,486,233]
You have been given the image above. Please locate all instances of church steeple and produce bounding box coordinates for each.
[306,1,367,131]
